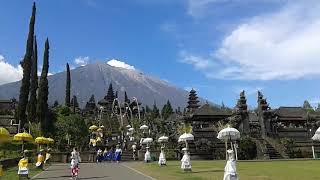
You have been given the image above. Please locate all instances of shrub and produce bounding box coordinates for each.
[238,136,257,160]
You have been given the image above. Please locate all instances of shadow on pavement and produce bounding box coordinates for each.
[79,176,110,179]
[33,175,70,179]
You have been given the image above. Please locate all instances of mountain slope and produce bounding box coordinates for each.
[0,62,203,108]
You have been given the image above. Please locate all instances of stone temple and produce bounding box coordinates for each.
[183,89,320,159]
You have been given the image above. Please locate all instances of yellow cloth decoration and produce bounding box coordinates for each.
[18,158,29,168]
[37,154,44,163]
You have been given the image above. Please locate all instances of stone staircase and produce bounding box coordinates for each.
[121,150,136,161]
[265,142,283,159]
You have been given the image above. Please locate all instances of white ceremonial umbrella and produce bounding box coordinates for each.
[158,136,169,143]
[217,125,240,160]
[143,137,153,144]
[140,125,148,130]
[128,128,134,132]
[126,125,131,128]
[178,133,194,142]
[314,127,320,135]
[217,126,240,141]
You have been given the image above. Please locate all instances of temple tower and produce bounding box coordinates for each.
[187,89,200,113]
[257,91,273,137]
[234,91,249,133]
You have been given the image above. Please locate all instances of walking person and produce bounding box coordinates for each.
[223,149,238,180]
[109,147,115,162]
[115,145,122,163]
[70,157,79,180]
[96,148,103,163]
[70,147,81,179]
[103,147,109,162]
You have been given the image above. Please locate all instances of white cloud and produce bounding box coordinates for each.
[182,1,320,80]
[0,55,23,85]
[74,56,89,66]
[107,59,135,70]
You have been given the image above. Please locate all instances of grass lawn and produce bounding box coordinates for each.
[130,160,320,180]
[1,165,45,180]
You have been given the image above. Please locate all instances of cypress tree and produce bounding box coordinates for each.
[17,2,36,128]
[53,100,59,108]
[37,38,50,134]
[71,95,79,113]
[151,102,160,119]
[124,91,130,104]
[161,100,173,120]
[27,36,38,123]
[71,96,79,107]
[65,63,71,107]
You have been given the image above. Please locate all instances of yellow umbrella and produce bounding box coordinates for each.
[14,131,33,142]
[46,138,54,144]
[97,128,103,132]
[35,137,49,145]
[0,127,10,142]
[89,125,98,130]
[13,131,33,152]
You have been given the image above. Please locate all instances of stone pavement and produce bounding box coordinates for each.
[32,163,155,180]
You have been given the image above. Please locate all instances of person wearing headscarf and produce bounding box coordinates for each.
[18,150,30,178]
[115,145,122,163]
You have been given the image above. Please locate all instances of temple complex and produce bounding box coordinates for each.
[183,89,320,159]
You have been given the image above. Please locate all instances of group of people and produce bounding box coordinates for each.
[96,145,122,163]
[17,148,52,179]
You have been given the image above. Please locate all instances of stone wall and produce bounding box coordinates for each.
[0,158,20,169]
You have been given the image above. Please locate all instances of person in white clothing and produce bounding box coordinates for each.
[71,148,81,166]
[144,147,151,163]
[158,146,166,166]
[180,148,191,171]
[223,149,238,180]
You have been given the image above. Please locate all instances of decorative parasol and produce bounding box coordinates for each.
[13,131,33,151]
[217,126,240,141]
[143,137,153,144]
[158,136,169,143]
[13,131,33,142]
[97,128,103,132]
[128,127,134,132]
[0,127,10,142]
[312,134,320,141]
[35,137,49,145]
[100,125,105,128]
[89,125,98,131]
[126,125,131,128]
[140,124,148,130]
[46,138,54,144]
[178,133,194,142]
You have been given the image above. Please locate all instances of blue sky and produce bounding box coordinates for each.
[1,0,320,108]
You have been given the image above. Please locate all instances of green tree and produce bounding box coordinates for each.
[151,102,160,119]
[17,2,36,128]
[54,114,89,151]
[53,100,59,108]
[27,36,38,123]
[65,63,71,107]
[37,38,50,135]
[124,91,130,104]
[303,100,313,109]
[161,100,174,120]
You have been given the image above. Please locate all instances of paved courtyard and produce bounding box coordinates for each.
[32,163,154,180]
